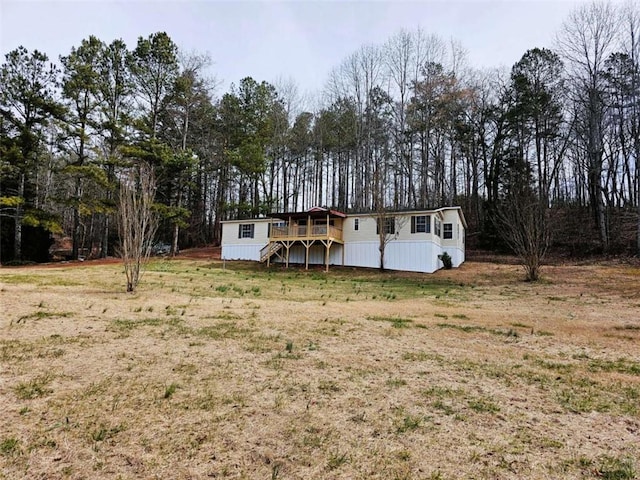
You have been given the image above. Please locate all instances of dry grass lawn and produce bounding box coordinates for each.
[1,257,639,479]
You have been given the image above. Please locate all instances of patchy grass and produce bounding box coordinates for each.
[588,358,640,376]
[436,322,520,339]
[0,259,639,479]
[596,455,637,480]
[0,438,19,456]
[366,315,413,328]
[13,374,54,399]
[13,310,72,324]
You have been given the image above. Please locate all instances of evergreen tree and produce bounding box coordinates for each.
[0,47,61,261]
[60,36,107,259]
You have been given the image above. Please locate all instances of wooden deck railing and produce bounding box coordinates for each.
[270,224,343,240]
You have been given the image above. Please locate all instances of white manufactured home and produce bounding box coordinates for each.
[221,207,466,273]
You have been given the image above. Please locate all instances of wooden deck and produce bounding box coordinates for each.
[269,225,344,243]
[261,209,347,271]
[261,225,344,271]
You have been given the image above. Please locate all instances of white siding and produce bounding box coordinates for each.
[343,241,379,269]
[440,210,465,254]
[221,219,271,261]
[221,219,270,245]
[443,246,465,268]
[221,244,262,261]
[344,240,443,273]
[343,216,378,242]
[344,213,441,244]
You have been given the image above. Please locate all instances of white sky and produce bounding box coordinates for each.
[1,0,598,98]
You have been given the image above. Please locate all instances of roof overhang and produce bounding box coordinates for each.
[266,208,347,221]
[348,206,467,228]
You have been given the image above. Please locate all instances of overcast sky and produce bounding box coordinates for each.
[1,0,598,97]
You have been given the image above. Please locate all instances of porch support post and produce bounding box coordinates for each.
[321,239,332,272]
[285,241,292,268]
[326,213,330,238]
[303,240,311,270]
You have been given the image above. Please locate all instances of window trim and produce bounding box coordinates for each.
[443,223,453,239]
[238,223,255,239]
[411,215,431,234]
[376,217,395,235]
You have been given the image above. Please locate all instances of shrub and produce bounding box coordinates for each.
[438,252,453,269]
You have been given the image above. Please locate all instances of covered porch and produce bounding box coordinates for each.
[260,207,346,271]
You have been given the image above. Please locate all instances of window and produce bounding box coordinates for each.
[434,218,441,237]
[238,223,254,239]
[443,223,453,239]
[411,215,431,233]
[354,218,359,231]
[376,217,395,235]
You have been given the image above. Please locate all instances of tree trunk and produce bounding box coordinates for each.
[72,177,82,260]
[172,222,179,257]
[637,160,640,255]
[14,173,25,262]
[102,215,109,258]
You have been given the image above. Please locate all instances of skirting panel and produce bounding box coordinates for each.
[276,244,343,265]
[344,241,445,273]
[221,244,262,261]
[221,241,464,272]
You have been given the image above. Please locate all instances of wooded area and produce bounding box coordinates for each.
[1,1,639,264]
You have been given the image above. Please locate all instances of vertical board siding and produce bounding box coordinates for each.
[278,244,343,265]
[442,247,465,268]
[221,244,262,261]
[344,241,441,273]
[221,240,458,272]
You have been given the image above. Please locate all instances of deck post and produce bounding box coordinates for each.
[322,239,332,272]
[285,241,291,268]
[260,210,345,271]
[267,218,273,268]
[325,241,329,272]
[304,240,311,270]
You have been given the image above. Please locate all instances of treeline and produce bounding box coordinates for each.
[1,1,639,263]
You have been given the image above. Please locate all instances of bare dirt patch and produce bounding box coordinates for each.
[19,245,220,269]
[1,259,638,479]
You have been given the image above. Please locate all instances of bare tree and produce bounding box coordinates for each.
[373,166,407,271]
[556,1,620,251]
[384,29,447,208]
[327,44,386,211]
[619,1,640,254]
[494,181,551,282]
[117,162,158,292]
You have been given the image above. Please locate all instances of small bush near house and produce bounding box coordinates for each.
[438,252,452,269]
